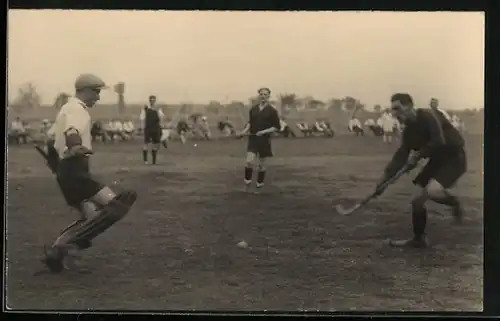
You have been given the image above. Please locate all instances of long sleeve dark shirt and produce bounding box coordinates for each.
[384,108,465,177]
[248,104,281,137]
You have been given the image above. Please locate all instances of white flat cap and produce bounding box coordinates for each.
[75,73,107,90]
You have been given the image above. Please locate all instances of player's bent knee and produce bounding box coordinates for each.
[80,200,101,219]
[245,153,256,166]
[91,186,117,206]
[425,179,446,199]
[72,190,137,243]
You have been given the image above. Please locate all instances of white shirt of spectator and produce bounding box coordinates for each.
[380,112,397,132]
[52,97,92,159]
[11,120,25,132]
[139,105,165,122]
[279,119,287,131]
[364,118,375,127]
[123,121,135,132]
[113,121,123,132]
[348,118,361,131]
[161,128,171,141]
[315,121,324,131]
[451,115,461,129]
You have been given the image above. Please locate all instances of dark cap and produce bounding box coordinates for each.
[75,74,107,90]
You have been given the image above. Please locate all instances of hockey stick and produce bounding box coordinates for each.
[335,163,413,216]
[34,144,59,174]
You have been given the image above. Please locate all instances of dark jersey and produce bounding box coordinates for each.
[385,108,465,176]
[177,120,189,132]
[143,106,161,131]
[248,104,280,137]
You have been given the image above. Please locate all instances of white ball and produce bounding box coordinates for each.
[194,144,197,147]
[237,240,248,248]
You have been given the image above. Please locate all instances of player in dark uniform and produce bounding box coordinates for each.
[140,95,164,164]
[238,87,281,193]
[176,118,189,144]
[376,93,467,248]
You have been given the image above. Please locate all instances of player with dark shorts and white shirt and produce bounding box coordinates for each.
[42,74,137,273]
[140,95,164,164]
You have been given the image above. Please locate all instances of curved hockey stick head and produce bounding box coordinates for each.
[336,203,361,216]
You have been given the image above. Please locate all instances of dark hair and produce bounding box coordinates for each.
[390,93,414,106]
[149,95,156,99]
[258,87,271,95]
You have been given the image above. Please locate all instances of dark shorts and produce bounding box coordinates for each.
[144,128,161,144]
[247,136,273,158]
[413,147,467,189]
[56,156,104,209]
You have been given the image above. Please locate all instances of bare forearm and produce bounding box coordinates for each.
[259,127,278,134]
[241,123,250,133]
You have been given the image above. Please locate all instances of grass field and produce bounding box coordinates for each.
[6,134,483,312]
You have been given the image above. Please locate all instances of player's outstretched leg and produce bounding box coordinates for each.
[142,144,149,164]
[43,188,137,273]
[426,178,465,224]
[151,132,161,165]
[244,152,256,192]
[151,145,159,165]
[255,159,267,193]
[389,194,429,248]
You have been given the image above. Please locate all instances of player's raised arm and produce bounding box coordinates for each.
[418,109,446,158]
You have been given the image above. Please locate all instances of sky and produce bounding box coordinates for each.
[8,10,484,109]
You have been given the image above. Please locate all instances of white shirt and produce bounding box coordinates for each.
[139,105,165,121]
[435,108,452,122]
[113,121,123,132]
[364,119,375,126]
[123,121,135,132]
[451,115,461,129]
[380,113,397,132]
[348,118,361,131]
[11,120,24,132]
[106,121,114,131]
[315,121,324,131]
[279,119,287,131]
[52,97,92,158]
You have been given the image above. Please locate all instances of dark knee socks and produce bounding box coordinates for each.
[411,203,427,239]
[257,170,266,187]
[152,149,158,164]
[244,167,253,184]
[143,149,158,164]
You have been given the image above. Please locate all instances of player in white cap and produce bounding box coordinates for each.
[42,73,138,273]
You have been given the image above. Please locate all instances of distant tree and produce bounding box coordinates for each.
[207,100,221,115]
[343,96,357,112]
[355,102,365,112]
[12,82,41,112]
[373,104,382,113]
[279,93,297,114]
[328,98,343,111]
[308,99,325,110]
